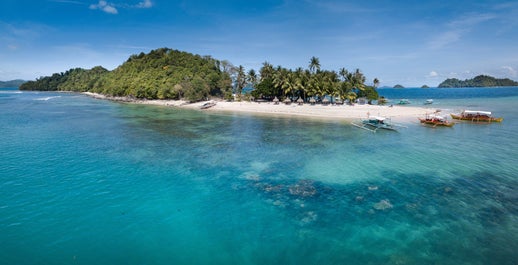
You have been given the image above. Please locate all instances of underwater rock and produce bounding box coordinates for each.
[289,180,317,197]
[254,182,283,194]
[246,174,261,181]
[300,211,318,224]
[373,199,393,210]
[368,185,378,191]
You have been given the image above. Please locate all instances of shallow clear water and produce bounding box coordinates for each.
[1,88,517,264]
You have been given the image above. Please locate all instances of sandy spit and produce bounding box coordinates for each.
[82,92,437,123]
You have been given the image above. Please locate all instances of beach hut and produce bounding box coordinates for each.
[309,97,316,105]
[322,97,330,105]
[273,96,279,105]
[283,97,292,105]
[296,97,304,105]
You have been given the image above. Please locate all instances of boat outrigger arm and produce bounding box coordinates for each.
[351,116,406,133]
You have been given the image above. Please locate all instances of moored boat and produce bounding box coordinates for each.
[397,99,410,105]
[200,101,216,109]
[424,99,433,105]
[450,110,503,122]
[419,113,454,127]
[352,115,400,132]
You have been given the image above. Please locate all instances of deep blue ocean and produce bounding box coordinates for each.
[1,87,517,265]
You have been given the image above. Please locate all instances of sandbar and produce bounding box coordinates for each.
[83,92,435,123]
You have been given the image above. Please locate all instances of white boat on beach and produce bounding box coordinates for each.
[200,101,216,109]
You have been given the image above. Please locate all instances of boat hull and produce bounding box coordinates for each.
[418,118,454,127]
[450,114,503,122]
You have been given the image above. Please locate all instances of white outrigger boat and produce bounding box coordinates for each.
[352,115,404,132]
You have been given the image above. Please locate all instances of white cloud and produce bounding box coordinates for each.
[428,71,438,77]
[428,30,461,49]
[502,66,517,77]
[89,1,118,14]
[136,0,153,8]
[427,13,495,49]
[88,0,153,14]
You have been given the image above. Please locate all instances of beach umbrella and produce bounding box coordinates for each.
[273,96,279,104]
[283,97,292,104]
[309,97,316,105]
[296,97,304,105]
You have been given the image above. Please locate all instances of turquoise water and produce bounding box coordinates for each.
[1,88,517,264]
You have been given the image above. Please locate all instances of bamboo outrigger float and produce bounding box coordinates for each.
[450,110,503,122]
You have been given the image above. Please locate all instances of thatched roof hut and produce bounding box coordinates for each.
[296,97,304,105]
[273,96,279,104]
[322,97,330,105]
[309,97,316,105]
[283,97,292,105]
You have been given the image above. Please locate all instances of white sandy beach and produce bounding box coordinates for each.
[83,92,435,123]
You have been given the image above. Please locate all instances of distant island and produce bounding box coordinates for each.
[438,75,518,88]
[0,79,25,88]
[421,85,429,88]
[393,84,404,88]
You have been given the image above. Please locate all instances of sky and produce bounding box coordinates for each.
[1,0,517,87]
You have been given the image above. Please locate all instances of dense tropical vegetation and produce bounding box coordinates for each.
[20,48,232,101]
[438,75,518,88]
[250,57,379,103]
[20,47,379,103]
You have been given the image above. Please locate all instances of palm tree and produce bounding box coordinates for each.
[309,56,320,74]
[373,78,380,89]
[273,67,289,98]
[236,65,246,100]
[294,67,308,101]
[339,68,349,82]
[247,69,257,87]
[259,61,274,81]
[352,68,366,92]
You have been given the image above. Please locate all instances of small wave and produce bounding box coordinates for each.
[35,96,61,101]
[0,91,22,94]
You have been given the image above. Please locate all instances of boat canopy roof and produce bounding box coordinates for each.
[463,110,492,115]
[429,114,446,120]
[369,116,386,121]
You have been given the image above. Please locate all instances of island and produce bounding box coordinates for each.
[438,75,518,87]
[20,47,381,104]
[0,79,25,88]
[393,84,405,88]
[18,47,431,122]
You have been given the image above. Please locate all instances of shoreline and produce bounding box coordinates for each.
[82,92,435,123]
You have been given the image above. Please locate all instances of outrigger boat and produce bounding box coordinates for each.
[450,110,503,122]
[352,115,404,132]
[419,113,454,127]
[424,99,433,105]
[397,99,410,105]
[200,101,216,109]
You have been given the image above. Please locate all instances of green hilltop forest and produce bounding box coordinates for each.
[20,48,233,101]
[438,75,518,88]
[20,48,379,103]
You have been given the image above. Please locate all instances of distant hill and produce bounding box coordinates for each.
[0,79,26,88]
[438,75,518,88]
[421,85,429,88]
[393,84,404,88]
